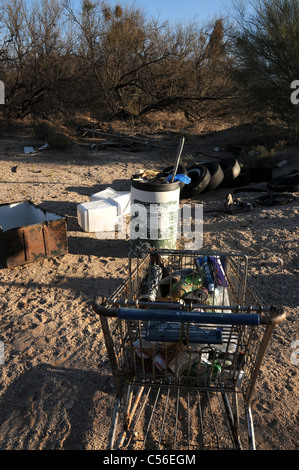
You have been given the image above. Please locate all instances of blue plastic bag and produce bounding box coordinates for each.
[166,173,191,184]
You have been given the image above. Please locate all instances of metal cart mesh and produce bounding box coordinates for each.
[93,249,285,450]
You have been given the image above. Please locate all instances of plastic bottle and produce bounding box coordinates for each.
[209,285,231,312]
[209,256,228,287]
[195,257,215,293]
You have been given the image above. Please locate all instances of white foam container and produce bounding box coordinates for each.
[77,187,131,233]
[90,188,130,216]
[77,199,120,233]
[90,188,118,201]
[109,192,130,215]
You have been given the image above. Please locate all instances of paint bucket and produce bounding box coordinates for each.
[130,179,180,251]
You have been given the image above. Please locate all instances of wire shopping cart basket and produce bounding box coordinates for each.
[92,249,286,450]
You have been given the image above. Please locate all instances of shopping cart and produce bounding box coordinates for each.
[93,249,285,450]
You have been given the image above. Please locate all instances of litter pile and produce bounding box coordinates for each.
[24,143,50,154]
[177,156,284,200]
[131,167,191,187]
[75,142,297,237]
[129,157,241,198]
[2,136,296,268]
[130,152,297,203]
[81,128,155,152]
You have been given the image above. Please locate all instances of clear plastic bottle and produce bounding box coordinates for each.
[208,285,231,312]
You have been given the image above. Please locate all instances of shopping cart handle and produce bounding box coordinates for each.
[92,297,261,326]
[93,297,119,317]
[118,308,260,326]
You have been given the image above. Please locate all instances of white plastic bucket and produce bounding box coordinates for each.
[130,179,180,250]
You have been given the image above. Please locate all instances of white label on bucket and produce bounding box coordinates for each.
[132,200,179,241]
[150,202,179,238]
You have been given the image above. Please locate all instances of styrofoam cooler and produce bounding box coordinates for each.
[90,189,130,216]
[77,199,118,232]
[90,187,118,201]
[77,187,131,233]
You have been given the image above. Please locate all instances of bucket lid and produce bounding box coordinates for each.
[131,178,180,192]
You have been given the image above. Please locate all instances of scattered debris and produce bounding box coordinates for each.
[267,175,299,192]
[24,146,35,154]
[275,160,288,168]
[223,189,295,214]
[225,193,254,214]
[81,128,155,151]
[38,143,50,152]
[255,192,296,206]
[90,143,98,151]
[132,169,160,181]
[24,143,49,154]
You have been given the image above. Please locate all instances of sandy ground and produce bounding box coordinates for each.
[0,121,298,451]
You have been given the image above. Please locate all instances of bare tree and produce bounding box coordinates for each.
[0,0,237,125]
[0,0,77,119]
[229,0,299,133]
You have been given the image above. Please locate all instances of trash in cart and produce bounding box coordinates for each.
[92,249,286,450]
[140,253,229,308]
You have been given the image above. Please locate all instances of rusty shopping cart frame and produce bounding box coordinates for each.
[92,249,286,450]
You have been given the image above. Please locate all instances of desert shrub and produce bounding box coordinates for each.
[34,121,72,149]
[230,0,299,133]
